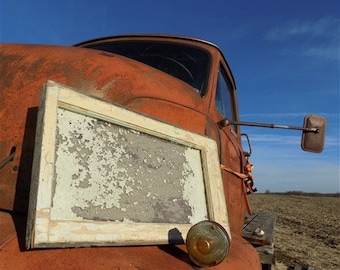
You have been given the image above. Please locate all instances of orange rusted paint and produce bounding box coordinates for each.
[0,36,259,269]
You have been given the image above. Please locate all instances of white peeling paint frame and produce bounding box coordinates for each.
[26,80,230,249]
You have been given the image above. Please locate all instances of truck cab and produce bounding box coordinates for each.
[76,35,250,235]
[0,35,325,269]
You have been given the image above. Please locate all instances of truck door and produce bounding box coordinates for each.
[208,62,249,234]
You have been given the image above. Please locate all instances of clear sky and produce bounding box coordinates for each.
[1,0,339,193]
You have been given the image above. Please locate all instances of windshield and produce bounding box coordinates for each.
[83,41,211,95]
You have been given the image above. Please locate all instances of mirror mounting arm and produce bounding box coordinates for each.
[218,119,319,133]
[218,114,326,153]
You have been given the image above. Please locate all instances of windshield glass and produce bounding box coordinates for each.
[84,41,211,95]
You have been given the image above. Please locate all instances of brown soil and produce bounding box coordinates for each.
[248,194,340,270]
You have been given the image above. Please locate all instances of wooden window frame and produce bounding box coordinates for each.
[26,80,229,249]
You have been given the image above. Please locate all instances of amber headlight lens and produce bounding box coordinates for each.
[186,220,230,267]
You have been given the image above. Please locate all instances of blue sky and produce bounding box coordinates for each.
[1,0,339,193]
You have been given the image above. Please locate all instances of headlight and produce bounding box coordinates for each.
[186,220,230,267]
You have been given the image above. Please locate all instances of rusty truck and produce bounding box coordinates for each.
[0,35,326,269]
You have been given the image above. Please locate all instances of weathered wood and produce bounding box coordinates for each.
[288,267,315,270]
[242,212,276,266]
[242,212,276,246]
[26,81,230,249]
[255,243,274,265]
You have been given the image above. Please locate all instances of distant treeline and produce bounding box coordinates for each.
[262,190,340,197]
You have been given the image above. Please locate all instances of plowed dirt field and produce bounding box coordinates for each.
[248,194,339,270]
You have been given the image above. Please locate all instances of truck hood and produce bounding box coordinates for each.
[1,43,207,131]
[0,43,207,212]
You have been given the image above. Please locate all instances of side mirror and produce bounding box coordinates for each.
[301,115,326,153]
